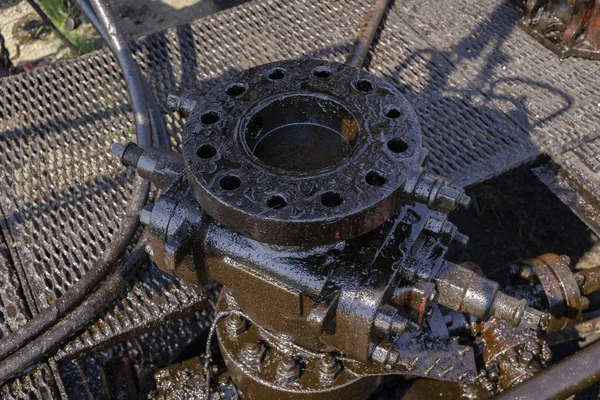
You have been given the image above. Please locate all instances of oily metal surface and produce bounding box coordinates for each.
[0,0,597,395]
[184,59,421,245]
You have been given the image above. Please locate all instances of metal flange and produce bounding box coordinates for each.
[182,59,422,246]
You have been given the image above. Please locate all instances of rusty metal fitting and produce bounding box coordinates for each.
[574,265,600,295]
[521,0,600,60]
[435,262,546,329]
[507,254,585,332]
[476,317,545,392]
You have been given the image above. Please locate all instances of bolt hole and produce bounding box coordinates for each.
[366,171,387,186]
[201,111,220,125]
[220,175,241,191]
[268,68,285,80]
[387,138,408,153]
[313,66,332,79]
[355,79,373,92]
[385,108,401,118]
[197,144,217,159]
[267,195,287,209]
[226,83,246,97]
[321,192,343,208]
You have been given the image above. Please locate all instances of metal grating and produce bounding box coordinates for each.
[0,0,599,396]
[392,0,600,209]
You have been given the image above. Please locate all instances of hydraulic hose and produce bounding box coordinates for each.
[0,0,156,363]
[0,238,149,385]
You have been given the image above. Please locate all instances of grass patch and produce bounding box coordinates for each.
[37,0,100,55]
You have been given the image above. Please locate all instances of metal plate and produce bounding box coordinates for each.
[0,0,599,395]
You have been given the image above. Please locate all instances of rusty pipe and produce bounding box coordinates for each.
[496,338,600,400]
[346,0,391,68]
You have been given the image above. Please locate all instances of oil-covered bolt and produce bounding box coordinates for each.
[519,266,535,280]
[487,364,500,381]
[276,356,300,384]
[540,344,552,363]
[575,272,586,287]
[371,340,401,366]
[226,314,248,337]
[318,354,341,383]
[406,174,470,211]
[520,350,534,364]
[241,342,264,365]
[374,305,421,335]
[423,213,469,247]
[581,296,591,310]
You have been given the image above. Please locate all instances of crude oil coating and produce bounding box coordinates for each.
[184,59,422,246]
[252,123,353,172]
[244,93,359,172]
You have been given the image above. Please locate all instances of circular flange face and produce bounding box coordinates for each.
[183,59,422,246]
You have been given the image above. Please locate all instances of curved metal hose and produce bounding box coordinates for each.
[0,0,158,364]
[0,238,149,385]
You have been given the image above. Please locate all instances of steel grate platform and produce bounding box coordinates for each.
[0,0,599,396]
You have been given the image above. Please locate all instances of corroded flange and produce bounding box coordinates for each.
[183,59,422,246]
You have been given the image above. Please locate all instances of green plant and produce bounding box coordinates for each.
[37,0,99,55]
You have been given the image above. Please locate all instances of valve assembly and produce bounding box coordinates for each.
[113,59,594,399]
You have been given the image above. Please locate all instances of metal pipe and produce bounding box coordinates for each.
[496,338,600,400]
[346,0,391,68]
[88,0,152,149]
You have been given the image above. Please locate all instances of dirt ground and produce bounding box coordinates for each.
[0,0,246,67]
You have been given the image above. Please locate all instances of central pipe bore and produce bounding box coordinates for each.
[244,94,359,172]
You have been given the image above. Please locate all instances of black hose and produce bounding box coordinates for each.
[76,0,170,151]
[346,0,391,68]
[74,0,109,43]
[0,238,149,385]
[0,178,148,362]
[0,0,155,363]
[88,0,152,149]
